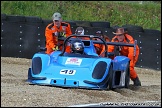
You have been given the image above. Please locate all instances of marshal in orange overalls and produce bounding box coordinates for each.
[108,34,140,80]
[45,22,72,54]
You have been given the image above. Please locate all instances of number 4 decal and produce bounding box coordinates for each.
[60,69,76,75]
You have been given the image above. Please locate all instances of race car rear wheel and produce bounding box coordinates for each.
[125,63,130,88]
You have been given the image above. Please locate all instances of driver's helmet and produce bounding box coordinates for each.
[75,27,84,35]
[71,39,84,54]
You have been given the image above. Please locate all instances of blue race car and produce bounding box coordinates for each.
[27,35,136,90]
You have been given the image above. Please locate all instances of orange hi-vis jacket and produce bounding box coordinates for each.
[108,34,140,79]
[94,36,110,56]
[45,22,72,54]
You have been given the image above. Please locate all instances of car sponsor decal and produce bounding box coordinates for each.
[60,69,76,75]
[65,58,82,65]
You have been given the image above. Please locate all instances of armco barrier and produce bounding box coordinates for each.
[1,14,161,70]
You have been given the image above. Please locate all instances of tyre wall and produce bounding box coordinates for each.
[1,14,161,70]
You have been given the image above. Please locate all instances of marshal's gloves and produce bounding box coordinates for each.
[58,32,66,37]
[52,46,58,51]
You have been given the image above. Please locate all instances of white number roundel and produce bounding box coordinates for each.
[60,69,76,75]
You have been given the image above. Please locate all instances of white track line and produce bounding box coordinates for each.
[68,101,161,107]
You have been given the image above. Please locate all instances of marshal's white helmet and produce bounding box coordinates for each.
[75,27,84,35]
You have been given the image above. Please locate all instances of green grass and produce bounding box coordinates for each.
[1,1,161,31]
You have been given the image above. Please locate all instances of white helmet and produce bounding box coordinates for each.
[75,27,84,35]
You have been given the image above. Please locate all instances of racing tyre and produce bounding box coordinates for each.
[1,13,7,20]
[125,62,130,88]
[75,21,91,27]
[107,64,114,90]
[7,15,26,22]
[25,16,42,23]
[43,19,52,25]
[122,24,144,33]
[66,21,77,26]
[90,21,110,28]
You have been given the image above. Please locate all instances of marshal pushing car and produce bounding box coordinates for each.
[27,35,137,90]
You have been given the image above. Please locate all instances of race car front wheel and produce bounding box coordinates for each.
[107,64,114,90]
[125,62,130,88]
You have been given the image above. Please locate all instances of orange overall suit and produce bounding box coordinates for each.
[94,36,110,56]
[108,34,140,80]
[45,22,72,54]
